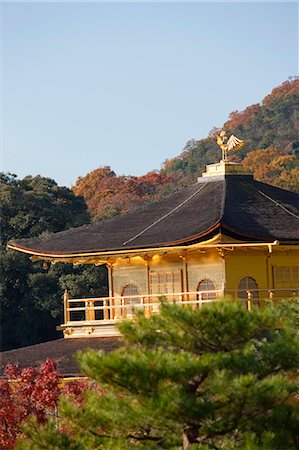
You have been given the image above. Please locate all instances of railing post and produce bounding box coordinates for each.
[64,289,70,323]
[140,296,144,316]
[144,296,149,318]
[247,291,252,311]
[152,295,159,314]
[104,300,109,320]
[121,298,125,318]
[89,301,95,321]
[198,292,202,308]
[85,301,89,321]
[221,281,226,299]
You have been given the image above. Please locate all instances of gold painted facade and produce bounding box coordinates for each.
[108,245,299,301]
[60,242,299,338]
[8,162,299,338]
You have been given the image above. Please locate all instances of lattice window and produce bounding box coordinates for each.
[197,278,216,300]
[150,271,181,296]
[237,276,259,299]
[273,266,299,287]
[122,283,140,316]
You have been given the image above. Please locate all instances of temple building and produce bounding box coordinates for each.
[8,159,299,340]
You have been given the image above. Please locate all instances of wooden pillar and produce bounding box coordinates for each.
[180,253,188,301]
[247,291,253,311]
[107,262,114,319]
[144,256,151,317]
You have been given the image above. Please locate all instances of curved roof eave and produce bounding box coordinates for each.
[220,223,299,244]
[7,223,222,260]
[6,175,299,261]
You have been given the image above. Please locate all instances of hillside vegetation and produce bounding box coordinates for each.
[17,300,299,450]
[1,79,298,351]
[0,174,107,351]
[73,79,299,220]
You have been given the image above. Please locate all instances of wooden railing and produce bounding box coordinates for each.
[63,288,299,325]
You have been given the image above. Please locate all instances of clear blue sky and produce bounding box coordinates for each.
[1,2,298,187]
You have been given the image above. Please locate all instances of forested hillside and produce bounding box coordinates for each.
[74,79,299,220]
[0,174,107,351]
[164,78,299,176]
[1,78,298,351]
[73,167,184,221]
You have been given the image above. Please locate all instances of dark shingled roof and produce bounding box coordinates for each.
[0,338,121,377]
[9,175,299,255]
[222,177,299,241]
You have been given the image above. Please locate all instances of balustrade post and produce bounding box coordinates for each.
[104,300,109,320]
[140,296,144,316]
[247,291,252,311]
[151,295,159,314]
[85,301,89,321]
[198,292,202,308]
[121,298,125,318]
[64,289,70,323]
[144,296,148,318]
[90,301,95,321]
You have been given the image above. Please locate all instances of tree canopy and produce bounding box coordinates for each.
[0,173,108,351]
[72,79,299,220]
[0,173,89,245]
[162,79,299,186]
[0,359,88,450]
[243,147,299,191]
[73,166,185,221]
[1,78,298,350]
[17,300,299,450]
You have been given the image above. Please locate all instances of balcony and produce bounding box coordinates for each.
[60,288,299,338]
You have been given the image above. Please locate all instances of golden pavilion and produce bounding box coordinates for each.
[8,154,299,340]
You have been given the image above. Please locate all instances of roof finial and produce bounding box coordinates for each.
[216,130,244,161]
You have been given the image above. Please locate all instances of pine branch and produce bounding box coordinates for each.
[187,372,209,394]
[127,433,163,442]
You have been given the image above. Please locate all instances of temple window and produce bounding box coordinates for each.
[197,278,216,300]
[122,283,140,316]
[237,276,259,299]
[149,271,182,296]
[273,266,299,287]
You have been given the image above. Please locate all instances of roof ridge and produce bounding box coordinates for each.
[254,186,299,220]
[254,178,299,196]
[122,182,208,246]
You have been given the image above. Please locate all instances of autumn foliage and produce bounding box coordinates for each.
[72,79,299,220]
[73,166,184,220]
[243,147,299,191]
[0,359,88,450]
[224,79,299,157]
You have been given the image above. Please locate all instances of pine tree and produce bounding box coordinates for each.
[17,300,299,449]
